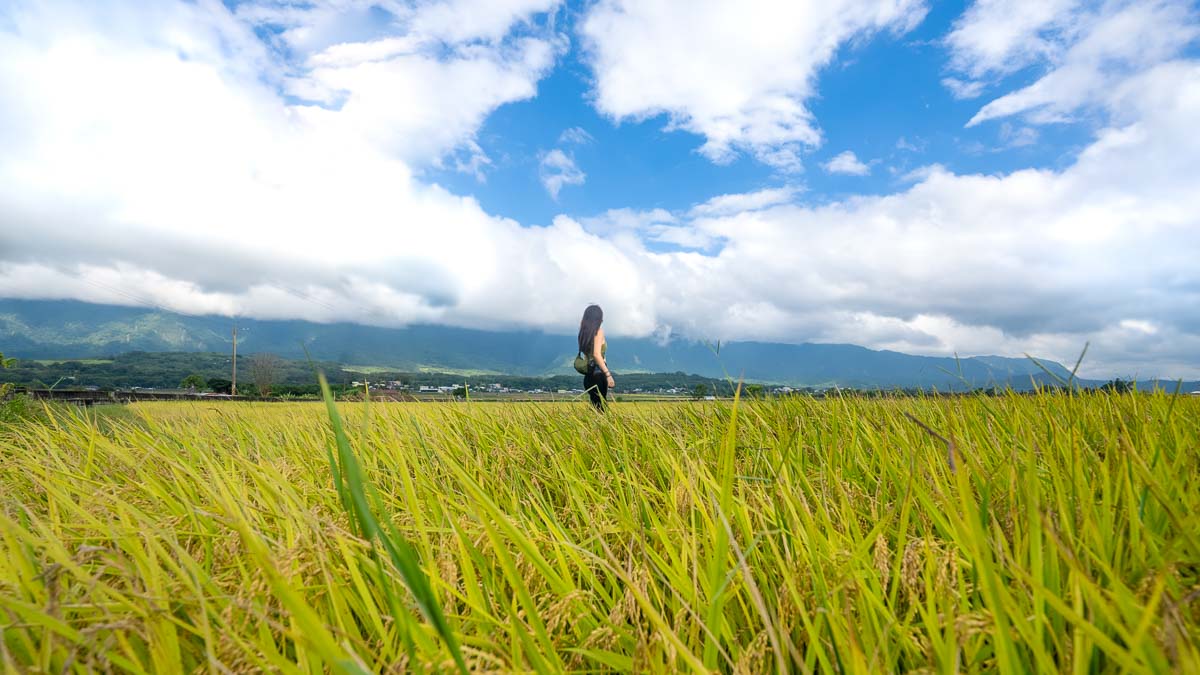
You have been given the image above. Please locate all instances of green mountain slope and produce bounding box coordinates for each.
[0,299,1101,389]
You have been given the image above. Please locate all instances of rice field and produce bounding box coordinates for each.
[1,389,1198,673]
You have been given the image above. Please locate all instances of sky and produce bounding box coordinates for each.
[0,0,1198,379]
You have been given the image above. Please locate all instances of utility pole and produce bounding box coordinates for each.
[231,325,238,396]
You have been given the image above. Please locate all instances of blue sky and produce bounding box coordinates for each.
[0,0,1198,377]
[427,0,1100,227]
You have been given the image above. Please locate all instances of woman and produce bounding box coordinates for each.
[578,304,614,411]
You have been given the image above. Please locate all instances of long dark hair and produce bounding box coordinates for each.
[578,305,603,355]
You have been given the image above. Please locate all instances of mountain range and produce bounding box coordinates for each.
[0,299,1185,391]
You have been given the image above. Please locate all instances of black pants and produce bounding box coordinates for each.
[583,366,608,411]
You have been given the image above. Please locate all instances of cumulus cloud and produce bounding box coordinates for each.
[822,151,872,176]
[218,1,564,174]
[538,127,593,198]
[584,64,1195,376]
[580,0,928,170]
[945,0,1080,79]
[1,0,1199,379]
[538,149,586,199]
[298,38,557,167]
[0,0,624,334]
[947,0,1200,127]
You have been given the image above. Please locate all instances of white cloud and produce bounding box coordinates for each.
[945,0,1080,79]
[687,186,799,218]
[941,76,985,99]
[581,208,676,235]
[1,0,1199,379]
[1119,319,1157,335]
[580,0,928,170]
[452,140,493,181]
[539,127,593,198]
[0,0,633,335]
[224,0,564,171]
[822,151,872,176]
[236,0,562,54]
[947,0,1200,127]
[579,207,717,250]
[558,126,594,145]
[999,122,1039,148]
[583,63,1197,376]
[407,0,562,45]
[296,37,558,166]
[538,149,585,199]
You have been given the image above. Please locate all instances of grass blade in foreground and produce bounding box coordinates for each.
[317,372,467,673]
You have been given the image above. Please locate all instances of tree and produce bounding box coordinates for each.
[692,383,708,400]
[180,373,206,391]
[0,351,13,399]
[0,351,37,426]
[207,378,233,394]
[249,354,281,397]
[745,384,765,399]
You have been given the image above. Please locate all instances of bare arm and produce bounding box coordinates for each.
[593,328,614,385]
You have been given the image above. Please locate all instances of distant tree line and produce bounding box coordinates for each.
[0,351,1187,399]
[0,352,340,392]
[0,351,752,396]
